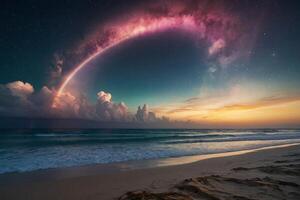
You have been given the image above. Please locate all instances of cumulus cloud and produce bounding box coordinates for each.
[97,91,112,103]
[95,91,129,121]
[50,89,131,121]
[0,81,166,124]
[0,81,35,117]
[6,81,34,98]
[135,104,160,122]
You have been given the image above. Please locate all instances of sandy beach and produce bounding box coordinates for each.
[0,143,299,200]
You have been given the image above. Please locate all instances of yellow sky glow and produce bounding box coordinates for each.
[153,83,300,127]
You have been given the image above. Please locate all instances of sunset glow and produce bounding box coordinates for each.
[1,0,299,128]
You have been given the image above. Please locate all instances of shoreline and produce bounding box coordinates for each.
[0,143,300,199]
[0,142,299,183]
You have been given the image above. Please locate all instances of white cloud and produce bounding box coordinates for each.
[6,81,34,97]
[97,91,112,103]
[95,91,129,121]
[0,81,171,125]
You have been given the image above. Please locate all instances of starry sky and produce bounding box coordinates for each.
[1,0,300,128]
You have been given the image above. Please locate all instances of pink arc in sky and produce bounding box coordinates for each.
[52,3,251,108]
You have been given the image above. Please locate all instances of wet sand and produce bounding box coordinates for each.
[0,143,299,200]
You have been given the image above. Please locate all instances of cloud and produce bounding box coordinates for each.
[95,91,129,121]
[209,39,225,55]
[0,81,168,124]
[50,89,131,121]
[152,80,300,126]
[135,104,158,122]
[49,53,64,85]
[97,91,112,103]
[0,81,35,117]
[6,81,34,97]
[212,95,300,113]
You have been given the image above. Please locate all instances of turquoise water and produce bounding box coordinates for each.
[0,129,300,174]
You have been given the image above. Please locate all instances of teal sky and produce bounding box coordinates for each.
[1,0,300,127]
[74,29,206,110]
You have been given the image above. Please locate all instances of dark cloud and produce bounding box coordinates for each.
[49,54,63,85]
[135,104,158,122]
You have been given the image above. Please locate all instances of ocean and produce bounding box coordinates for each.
[0,129,300,174]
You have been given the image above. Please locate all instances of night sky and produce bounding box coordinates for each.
[1,0,300,128]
